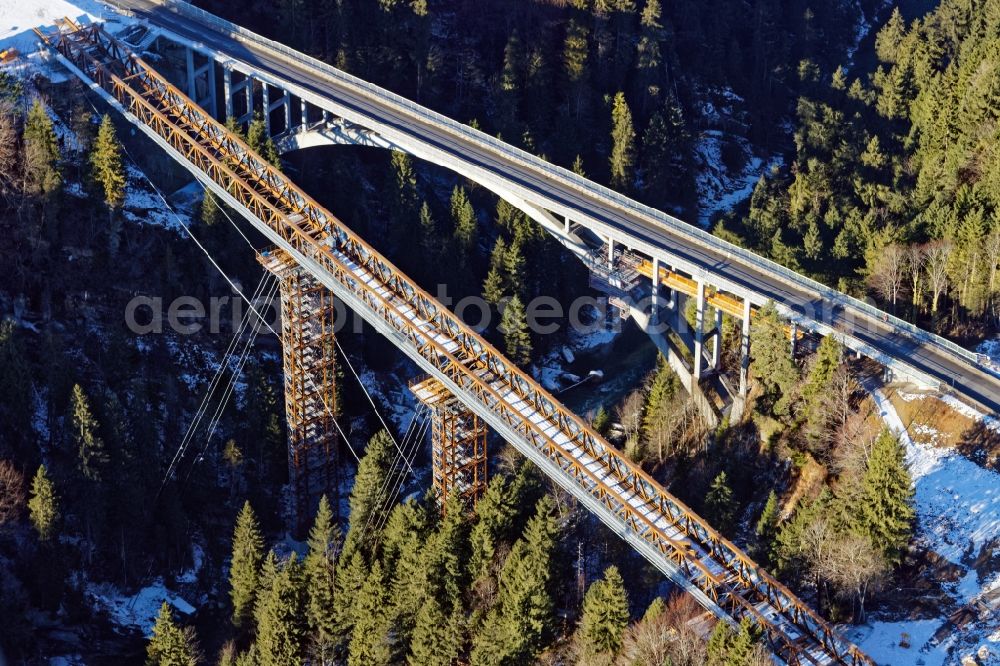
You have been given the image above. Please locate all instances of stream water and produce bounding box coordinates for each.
[557,320,659,419]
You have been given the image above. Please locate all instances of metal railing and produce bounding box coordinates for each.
[40,19,875,664]
[150,0,984,371]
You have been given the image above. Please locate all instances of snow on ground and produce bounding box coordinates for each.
[122,165,194,232]
[0,0,113,53]
[357,362,419,432]
[694,128,782,227]
[861,381,1000,663]
[870,385,1000,565]
[86,578,195,637]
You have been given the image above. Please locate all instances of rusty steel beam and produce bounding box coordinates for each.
[36,21,873,666]
[411,376,488,512]
[258,248,338,533]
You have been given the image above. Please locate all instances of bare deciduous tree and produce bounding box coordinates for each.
[907,244,926,309]
[0,460,25,527]
[615,389,645,443]
[0,102,19,199]
[822,534,888,623]
[617,593,706,666]
[924,241,953,314]
[868,243,908,310]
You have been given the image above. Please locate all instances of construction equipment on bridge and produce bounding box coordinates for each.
[35,19,874,664]
[258,248,338,532]
[0,48,19,63]
[411,376,488,512]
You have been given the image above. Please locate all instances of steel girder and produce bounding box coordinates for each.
[36,21,874,666]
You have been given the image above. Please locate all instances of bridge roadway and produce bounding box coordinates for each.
[111,0,1000,412]
[109,0,1000,412]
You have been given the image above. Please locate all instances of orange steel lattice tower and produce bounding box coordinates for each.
[410,376,487,511]
[258,248,338,532]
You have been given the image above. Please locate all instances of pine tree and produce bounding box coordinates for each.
[451,185,477,267]
[343,429,394,556]
[246,114,281,166]
[855,429,914,565]
[28,464,58,541]
[347,561,392,666]
[90,114,126,211]
[200,190,221,227]
[331,542,368,642]
[71,384,108,482]
[754,490,780,564]
[23,99,62,198]
[483,267,505,306]
[418,200,439,260]
[500,295,532,366]
[229,500,264,627]
[591,405,611,435]
[409,596,463,666]
[579,565,630,658]
[704,471,736,535]
[749,301,799,415]
[609,91,636,190]
[470,495,558,664]
[146,602,200,666]
[255,554,306,666]
[635,0,665,114]
[304,495,340,646]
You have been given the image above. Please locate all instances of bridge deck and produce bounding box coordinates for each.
[34,19,872,665]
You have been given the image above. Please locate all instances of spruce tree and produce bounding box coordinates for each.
[451,185,477,267]
[70,384,108,482]
[471,495,558,664]
[255,554,306,666]
[246,114,281,166]
[754,490,780,564]
[856,429,914,565]
[90,114,126,212]
[483,267,505,306]
[347,561,392,666]
[28,464,58,541]
[23,99,62,198]
[609,91,636,190]
[331,546,368,644]
[229,500,264,627]
[500,295,532,366]
[146,602,199,666]
[749,301,799,415]
[704,471,737,535]
[304,495,340,646]
[343,429,394,556]
[409,596,463,666]
[579,565,630,658]
[200,190,221,227]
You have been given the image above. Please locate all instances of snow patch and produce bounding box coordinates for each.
[122,165,193,232]
[694,129,782,227]
[86,578,195,636]
[0,0,112,53]
[869,386,1000,564]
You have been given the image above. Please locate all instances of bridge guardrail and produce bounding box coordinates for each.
[157,0,981,370]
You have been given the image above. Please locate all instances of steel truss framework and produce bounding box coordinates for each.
[258,248,337,532]
[36,21,873,665]
[411,377,487,511]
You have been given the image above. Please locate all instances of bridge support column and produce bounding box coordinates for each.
[790,322,798,357]
[651,257,660,321]
[739,297,751,398]
[607,237,614,270]
[712,307,722,370]
[284,95,292,133]
[258,248,338,534]
[223,67,233,119]
[245,77,253,124]
[262,83,271,133]
[410,376,488,514]
[301,98,308,128]
[185,47,195,102]
[693,280,705,380]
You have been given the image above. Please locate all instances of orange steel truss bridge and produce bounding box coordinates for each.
[36,19,876,665]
